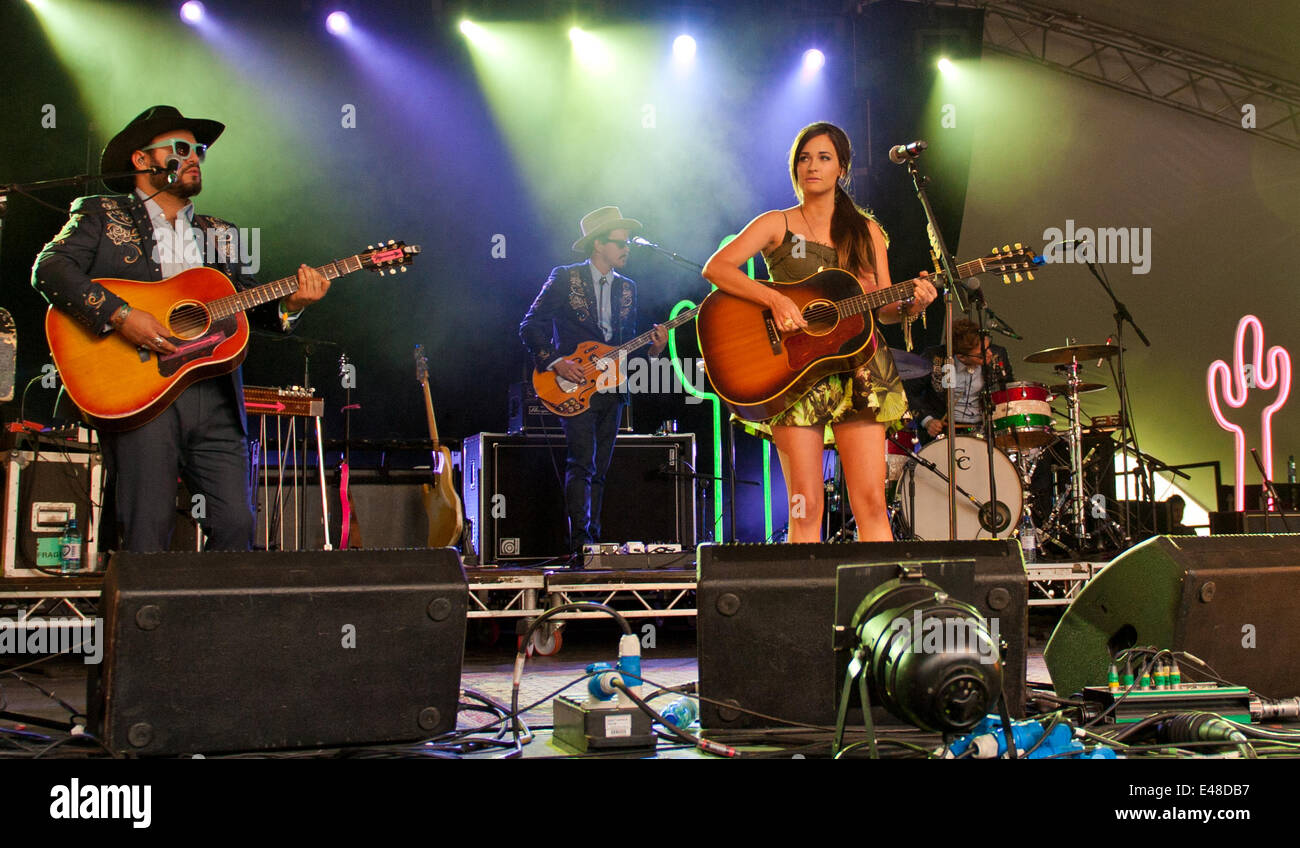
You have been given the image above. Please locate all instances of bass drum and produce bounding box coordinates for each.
[899,436,1023,540]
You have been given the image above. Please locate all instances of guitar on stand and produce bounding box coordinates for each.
[337,353,363,549]
[414,345,464,548]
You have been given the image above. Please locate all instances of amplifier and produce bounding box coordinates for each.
[462,433,695,563]
[3,448,105,578]
[1209,511,1297,534]
[251,468,433,551]
[507,381,631,434]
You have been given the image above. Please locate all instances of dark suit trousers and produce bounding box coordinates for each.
[560,390,624,550]
[100,379,254,552]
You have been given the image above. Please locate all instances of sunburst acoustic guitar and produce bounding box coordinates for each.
[695,245,1036,421]
[45,240,419,430]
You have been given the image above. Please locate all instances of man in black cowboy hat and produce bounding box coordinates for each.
[32,105,332,552]
[520,206,668,558]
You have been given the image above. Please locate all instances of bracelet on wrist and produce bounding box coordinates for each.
[110,304,132,328]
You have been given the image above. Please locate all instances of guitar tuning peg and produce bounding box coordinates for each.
[1002,244,1011,252]
[1002,274,1011,285]
[1013,272,1023,283]
[389,268,397,275]
[367,244,374,250]
[990,246,999,254]
[1026,271,1034,281]
[400,266,407,272]
[388,239,395,245]
[1014,242,1023,250]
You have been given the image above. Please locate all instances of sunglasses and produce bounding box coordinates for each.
[141,138,208,162]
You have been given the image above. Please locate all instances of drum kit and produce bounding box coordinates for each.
[883,341,1126,554]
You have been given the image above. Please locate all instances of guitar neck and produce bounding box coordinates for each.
[421,379,441,450]
[207,254,367,320]
[612,306,701,357]
[839,257,991,317]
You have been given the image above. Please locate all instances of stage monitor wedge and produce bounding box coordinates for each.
[91,548,467,756]
[697,540,1027,730]
[1045,534,1300,700]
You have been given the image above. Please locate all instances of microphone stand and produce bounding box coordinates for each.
[903,156,964,539]
[634,238,743,540]
[1,166,172,287]
[969,287,1008,539]
[1081,251,1151,544]
[1250,448,1293,531]
[632,238,704,275]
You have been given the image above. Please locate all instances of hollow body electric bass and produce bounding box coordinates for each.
[45,240,419,430]
[532,307,699,417]
[695,247,1035,421]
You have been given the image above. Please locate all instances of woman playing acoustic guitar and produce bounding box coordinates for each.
[702,122,937,542]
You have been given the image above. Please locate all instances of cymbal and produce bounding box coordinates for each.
[889,349,932,381]
[1024,343,1121,364]
[1048,382,1108,395]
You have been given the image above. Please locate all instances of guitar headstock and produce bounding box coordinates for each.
[983,243,1037,285]
[361,240,421,276]
[414,344,429,386]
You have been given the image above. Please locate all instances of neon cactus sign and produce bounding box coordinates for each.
[1207,315,1292,510]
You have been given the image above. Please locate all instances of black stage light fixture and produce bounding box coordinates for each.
[838,564,1003,734]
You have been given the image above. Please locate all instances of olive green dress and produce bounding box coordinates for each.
[742,232,908,444]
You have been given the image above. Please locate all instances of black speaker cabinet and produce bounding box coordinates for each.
[90,548,468,755]
[1045,534,1300,700]
[462,433,695,563]
[697,540,1027,730]
[1209,511,1297,534]
[250,468,432,551]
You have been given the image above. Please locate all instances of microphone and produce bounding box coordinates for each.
[163,155,183,185]
[888,140,928,164]
[984,307,1023,340]
[631,236,659,248]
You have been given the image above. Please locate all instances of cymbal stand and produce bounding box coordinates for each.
[1061,354,1090,545]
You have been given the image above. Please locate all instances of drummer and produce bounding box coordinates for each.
[906,319,1014,442]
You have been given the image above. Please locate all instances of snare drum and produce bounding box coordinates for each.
[885,429,919,483]
[991,381,1056,451]
[899,435,1023,540]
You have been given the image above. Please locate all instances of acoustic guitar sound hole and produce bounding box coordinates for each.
[800,299,838,336]
[168,301,212,341]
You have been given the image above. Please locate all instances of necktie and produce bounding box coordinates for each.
[598,275,612,341]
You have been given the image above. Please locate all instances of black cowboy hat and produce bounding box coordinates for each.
[99,105,225,193]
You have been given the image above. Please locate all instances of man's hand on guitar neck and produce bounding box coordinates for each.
[649,324,668,357]
[114,308,177,354]
[282,264,332,312]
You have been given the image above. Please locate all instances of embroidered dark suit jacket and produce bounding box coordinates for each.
[519,261,638,377]
[31,194,289,433]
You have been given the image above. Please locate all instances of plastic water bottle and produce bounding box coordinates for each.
[1018,516,1038,563]
[659,696,698,729]
[59,519,81,573]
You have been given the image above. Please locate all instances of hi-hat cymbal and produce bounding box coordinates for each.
[890,349,932,380]
[1024,343,1121,364]
[1048,382,1108,395]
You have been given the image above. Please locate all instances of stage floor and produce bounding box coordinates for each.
[0,621,1055,758]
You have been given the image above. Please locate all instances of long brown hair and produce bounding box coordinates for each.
[788,122,878,279]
